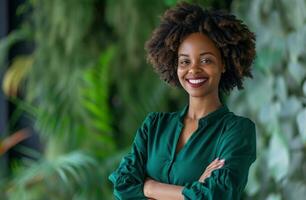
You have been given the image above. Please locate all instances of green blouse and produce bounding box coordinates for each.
[109,104,256,200]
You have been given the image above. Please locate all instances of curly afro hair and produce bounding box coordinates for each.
[145,2,256,94]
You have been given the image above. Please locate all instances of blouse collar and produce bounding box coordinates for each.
[178,104,229,126]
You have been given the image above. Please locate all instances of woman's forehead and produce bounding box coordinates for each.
[178,33,220,56]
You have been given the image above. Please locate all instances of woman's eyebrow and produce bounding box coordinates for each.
[200,52,216,57]
[178,52,217,57]
[178,54,189,57]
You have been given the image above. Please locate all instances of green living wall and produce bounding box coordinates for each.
[230,0,306,199]
[0,0,305,199]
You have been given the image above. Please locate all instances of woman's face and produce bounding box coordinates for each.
[177,32,225,98]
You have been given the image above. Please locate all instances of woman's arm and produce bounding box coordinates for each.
[144,179,184,200]
[108,113,156,200]
[145,118,256,200]
[183,118,256,200]
[144,158,225,200]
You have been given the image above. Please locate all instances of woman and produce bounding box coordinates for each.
[109,2,256,199]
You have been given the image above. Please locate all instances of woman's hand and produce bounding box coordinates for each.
[198,158,225,182]
[144,178,156,199]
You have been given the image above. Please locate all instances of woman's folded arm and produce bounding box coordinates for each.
[145,117,256,200]
[108,113,156,200]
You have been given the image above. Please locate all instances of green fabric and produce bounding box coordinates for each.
[109,104,256,200]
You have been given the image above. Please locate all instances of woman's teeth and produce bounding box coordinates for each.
[188,78,207,84]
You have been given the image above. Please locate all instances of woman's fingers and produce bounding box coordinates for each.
[206,158,225,171]
[203,160,224,179]
[205,162,224,174]
[199,158,225,182]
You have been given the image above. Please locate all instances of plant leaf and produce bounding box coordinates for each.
[296,109,306,143]
[268,131,289,181]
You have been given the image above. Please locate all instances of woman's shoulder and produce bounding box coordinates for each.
[222,111,256,132]
[143,110,181,125]
[146,110,181,119]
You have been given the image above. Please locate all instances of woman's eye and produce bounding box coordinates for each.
[179,60,190,65]
[201,58,212,64]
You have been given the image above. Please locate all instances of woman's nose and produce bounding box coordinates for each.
[188,61,201,74]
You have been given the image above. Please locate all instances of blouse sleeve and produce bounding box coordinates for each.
[182,117,257,200]
[108,113,155,200]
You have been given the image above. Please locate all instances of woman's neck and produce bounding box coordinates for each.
[187,95,222,121]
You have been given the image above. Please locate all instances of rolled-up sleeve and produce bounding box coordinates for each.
[182,117,256,200]
[108,113,155,200]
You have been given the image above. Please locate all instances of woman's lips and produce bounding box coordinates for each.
[186,78,208,88]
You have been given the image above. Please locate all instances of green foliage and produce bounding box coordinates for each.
[80,48,116,157]
[7,151,101,200]
[28,0,100,149]
[0,29,30,68]
[1,0,115,199]
[230,0,306,199]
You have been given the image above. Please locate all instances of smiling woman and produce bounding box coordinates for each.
[109,2,256,200]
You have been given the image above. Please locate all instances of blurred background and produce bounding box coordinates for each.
[0,0,305,199]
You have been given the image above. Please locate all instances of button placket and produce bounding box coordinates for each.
[167,122,183,183]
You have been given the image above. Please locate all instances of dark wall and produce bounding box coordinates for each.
[0,0,9,177]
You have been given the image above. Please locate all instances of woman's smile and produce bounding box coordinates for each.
[186,77,208,88]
